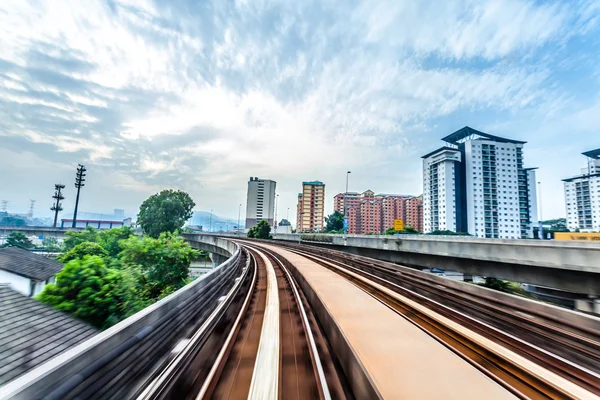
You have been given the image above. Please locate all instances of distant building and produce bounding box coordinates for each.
[422,126,538,239]
[0,284,97,385]
[297,181,325,232]
[277,219,292,234]
[335,191,421,234]
[563,149,600,232]
[245,177,277,229]
[0,247,64,296]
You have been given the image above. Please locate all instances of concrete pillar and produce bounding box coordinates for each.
[210,253,228,268]
[594,299,600,315]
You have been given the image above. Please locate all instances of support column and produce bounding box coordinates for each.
[210,253,228,268]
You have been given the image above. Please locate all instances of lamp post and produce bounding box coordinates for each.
[238,203,242,236]
[344,171,351,238]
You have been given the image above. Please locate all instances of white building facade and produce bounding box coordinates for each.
[245,177,276,229]
[563,149,600,232]
[422,147,461,233]
[422,127,538,239]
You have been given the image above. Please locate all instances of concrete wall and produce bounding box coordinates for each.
[0,270,31,296]
[273,233,600,295]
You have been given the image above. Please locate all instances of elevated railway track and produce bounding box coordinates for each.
[2,238,599,399]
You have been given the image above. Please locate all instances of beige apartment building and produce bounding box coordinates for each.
[296,181,325,232]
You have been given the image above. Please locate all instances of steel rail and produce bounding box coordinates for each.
[290,248,598,399]
[193,250,258,399]
[136,250,253,400]
[247,244,332,400]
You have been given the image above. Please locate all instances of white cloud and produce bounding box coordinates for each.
[0,0,599,220]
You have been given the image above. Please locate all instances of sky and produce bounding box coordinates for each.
[1,0,599,223]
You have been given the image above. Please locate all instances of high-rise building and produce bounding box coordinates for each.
[563,149,600,232]
[245,177,276,229]
[405,195,423,233]
[337,191,418,234]
[297,181,325,232]
[422,126,538,239]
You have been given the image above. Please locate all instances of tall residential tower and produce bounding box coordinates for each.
[563,149,600,232]
[422,127,538,239]
[245,177,276,229]
[296,181,325,232]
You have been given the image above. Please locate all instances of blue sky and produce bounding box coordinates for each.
[0,0,599,222]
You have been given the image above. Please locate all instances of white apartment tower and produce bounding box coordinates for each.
[245,177,276,229]
[422,127,538,239]
[563,149,600,232]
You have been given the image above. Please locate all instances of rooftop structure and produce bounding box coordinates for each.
[0,284,97,386]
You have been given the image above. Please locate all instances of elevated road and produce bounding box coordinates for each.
[274,233,600,295]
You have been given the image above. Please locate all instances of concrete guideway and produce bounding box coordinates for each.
[258,243,520,399]
[273,233,600,295]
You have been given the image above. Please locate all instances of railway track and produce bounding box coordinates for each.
[276,243,600,399]
[132,239,599,399]
[137,243,348,400]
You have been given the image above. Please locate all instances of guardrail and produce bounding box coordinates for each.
[1,239,240,400]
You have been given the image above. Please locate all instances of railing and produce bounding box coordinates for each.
[1,240,241,400]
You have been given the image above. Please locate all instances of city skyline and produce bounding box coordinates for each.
[1,1,600,224]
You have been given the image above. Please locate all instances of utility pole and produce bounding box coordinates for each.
[51,184,65,228]
[209,209,213,232]
[72,164,86,228]
[1,200,8,213]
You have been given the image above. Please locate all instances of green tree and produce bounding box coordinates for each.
[3,232,33,249]
[119,232,199,299]
[385,226,419,235]
[137,190,195,238]
[97,226,135,258]
[41,237,61,252]
[324,211,344,233]
[63,226,99,251]
[59,242,109,263]
[37,256,125,329]
[247,220,271,239]
[480,277,512,293]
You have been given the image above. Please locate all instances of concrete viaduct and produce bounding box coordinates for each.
[3,226,599,295]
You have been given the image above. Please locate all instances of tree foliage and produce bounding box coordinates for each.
[384,226,419,235]
[41,237,61,252]
[38,256,125,329]
[137,190,195,238]
[324,211,345,233]
[247,220,271,239]
[59,242,108,264]
[63,226,99,252]
[97,226,135,258]
[3,232,33,249]
[120,232,199,299]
